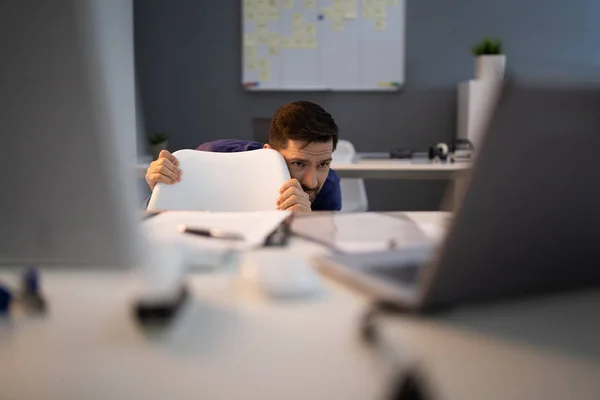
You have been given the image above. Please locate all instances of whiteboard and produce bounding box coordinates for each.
[242,0,405,91]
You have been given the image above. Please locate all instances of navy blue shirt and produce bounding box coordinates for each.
[196,139,341,211]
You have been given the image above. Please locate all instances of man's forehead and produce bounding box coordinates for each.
[282,140,333,158]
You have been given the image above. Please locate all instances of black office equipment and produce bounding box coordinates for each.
[315,78,600,313]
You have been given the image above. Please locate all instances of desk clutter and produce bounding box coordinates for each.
[358,139,475,163]
[0,267,47,316]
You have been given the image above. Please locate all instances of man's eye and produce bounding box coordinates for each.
[291,162,305,168]
[318,162,331,168]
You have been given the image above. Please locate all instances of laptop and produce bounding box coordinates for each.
[314,78,600,312]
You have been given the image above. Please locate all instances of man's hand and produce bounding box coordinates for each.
[277,179,311,212]
[145,150,182,191]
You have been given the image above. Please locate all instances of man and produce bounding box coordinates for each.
[145,101,341,211]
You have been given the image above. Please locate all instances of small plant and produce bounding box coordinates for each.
[471,38,503,56]
[149,131,168,145]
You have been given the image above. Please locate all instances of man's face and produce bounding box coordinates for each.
[265,140,333,202]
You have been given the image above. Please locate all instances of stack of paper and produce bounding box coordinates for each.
[141,210,292,269]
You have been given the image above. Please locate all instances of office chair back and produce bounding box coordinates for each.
[147,149,291,212]
[332,140,368,212]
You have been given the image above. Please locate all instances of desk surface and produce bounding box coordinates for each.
[1,212,599,400]
[331,159,471,179]
[138,155,472,180]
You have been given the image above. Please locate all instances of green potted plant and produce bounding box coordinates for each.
[471,38,505,80]
[149,131,168,160]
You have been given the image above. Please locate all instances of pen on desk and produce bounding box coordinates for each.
[177,225,245,241]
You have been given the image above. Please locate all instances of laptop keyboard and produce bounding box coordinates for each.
[369,264,420,286]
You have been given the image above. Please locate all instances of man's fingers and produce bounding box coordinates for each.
[159,150,179,166]
[278,191,310,211]
[153,165,180,182]
[147,172,177,185]
[156,158,182,177]
[279,178,302,194]
[278,196,311,212]
[277,186,306,205]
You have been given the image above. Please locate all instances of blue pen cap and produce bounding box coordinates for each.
[24,267,39,293]
[0,284,12,313]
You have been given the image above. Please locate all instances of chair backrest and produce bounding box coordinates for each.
[331,140,368,212]
[332,139,358,163]
[147,149,291,212]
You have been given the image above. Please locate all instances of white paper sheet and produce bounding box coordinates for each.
[143,210,292,250]
[291,213,443,253]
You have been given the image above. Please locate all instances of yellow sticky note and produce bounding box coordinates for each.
[258,33,268,43]
[332,21,344,31]
[306,37,317,48]
[320,7,330,18]
[259,61,270,81]
[293,13,303,23]
[257,0,267,7]
[257,23,267,34]
[330,8,344,23]
[269,44,280,55]
[294,37,304,47]
[244,46,256,62]
[257,59,268,69]
[256,11,267,22]
[344,10,357,19]
[245,58,257,70]
[283,37,294,48]
[305,0,316,9]
[267,0,276,7]
[306,23,317,35]
[375,17,386,30]
[244,33,257,47]
[362,6,373,18]
[373,5,386,17]
[293,25,304,37]
[388,0,399,5]
[332,0,343,6]
[284,0,294,8]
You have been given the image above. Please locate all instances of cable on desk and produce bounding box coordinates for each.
[359,300,435,400]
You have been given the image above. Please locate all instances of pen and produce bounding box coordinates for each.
[177,225,245,241]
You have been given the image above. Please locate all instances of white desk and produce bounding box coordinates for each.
[331,158,471,180]
[3,212,598,400]
[332,158,472,211]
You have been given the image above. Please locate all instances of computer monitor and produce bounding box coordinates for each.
[0,0,141,268]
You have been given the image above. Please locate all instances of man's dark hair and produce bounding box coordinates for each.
[268,101,339,150]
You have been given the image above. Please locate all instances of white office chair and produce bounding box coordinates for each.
[332,140,368,212]
[147,149,291,212]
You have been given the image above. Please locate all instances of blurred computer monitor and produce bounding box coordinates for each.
[0,0,141,268]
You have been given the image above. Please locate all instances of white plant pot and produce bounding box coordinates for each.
[475,55,506,80]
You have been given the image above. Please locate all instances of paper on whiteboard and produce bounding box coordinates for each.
[375,17,386,30]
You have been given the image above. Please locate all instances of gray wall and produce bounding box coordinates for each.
[134,0,599,210]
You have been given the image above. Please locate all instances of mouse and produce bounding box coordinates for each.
[243,249,322,299]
